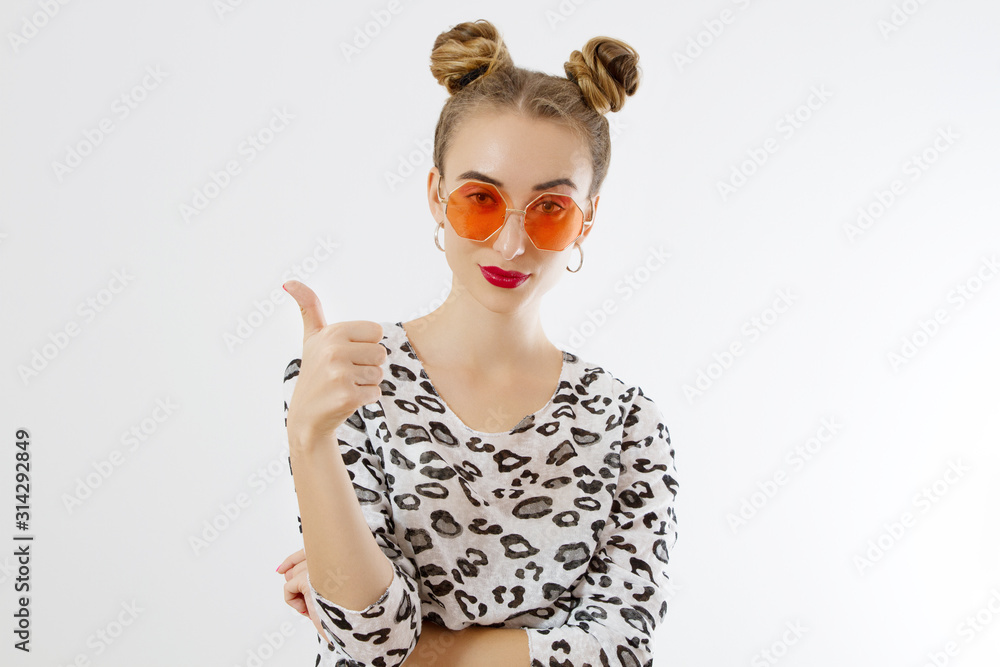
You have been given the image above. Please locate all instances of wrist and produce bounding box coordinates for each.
[288,426,338,455]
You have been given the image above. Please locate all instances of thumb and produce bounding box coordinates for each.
[283,280,327,340]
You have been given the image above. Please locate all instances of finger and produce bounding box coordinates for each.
[284,558,307,582]
[343,340,387,386]
[334,320,385,345]
[287,597,307,615]
[283,580,308,615]
[284,280,327,340]
[284,575,327,639]
[276,548,306,574]
[356,339,389,368]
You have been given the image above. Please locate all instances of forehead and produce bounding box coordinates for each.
[444,110,592,192]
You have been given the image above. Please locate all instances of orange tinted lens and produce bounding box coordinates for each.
[446,182,505,241]
[523,194,584,251]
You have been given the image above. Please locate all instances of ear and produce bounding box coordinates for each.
[580,194,599,240]
[427,167,444,223]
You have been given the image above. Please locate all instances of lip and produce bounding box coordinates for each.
[480,265,529,288]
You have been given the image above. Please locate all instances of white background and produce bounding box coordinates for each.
[2,0,999,665]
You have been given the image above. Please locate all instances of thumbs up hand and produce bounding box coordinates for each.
[283,280,387,446]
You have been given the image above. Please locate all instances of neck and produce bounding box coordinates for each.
[405,280,557,375]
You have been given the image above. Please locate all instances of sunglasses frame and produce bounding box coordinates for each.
[437,178,597,252]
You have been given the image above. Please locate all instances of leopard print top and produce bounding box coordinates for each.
[284,321,679,666]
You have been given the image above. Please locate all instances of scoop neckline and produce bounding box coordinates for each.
[393,320,568,437]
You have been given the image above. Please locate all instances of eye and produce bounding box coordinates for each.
[531,195,569,216]
[470,192,496,205]
[456,183,501,207]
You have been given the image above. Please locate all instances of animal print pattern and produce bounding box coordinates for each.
[283,321,679,666]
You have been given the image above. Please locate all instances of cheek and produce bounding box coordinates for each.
[441,233,482,272]
[536,255,571,283]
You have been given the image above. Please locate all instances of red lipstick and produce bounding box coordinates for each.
[480,265,529,288]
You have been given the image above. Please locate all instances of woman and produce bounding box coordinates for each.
[276,19,679,667]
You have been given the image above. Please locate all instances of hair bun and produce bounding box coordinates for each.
[564,37,640,114]
[430,19,513,95]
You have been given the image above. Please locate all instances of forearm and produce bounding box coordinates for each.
[406,622,529,667]
[289,433,393,611]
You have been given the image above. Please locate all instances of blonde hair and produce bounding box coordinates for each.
[429,19,640,200]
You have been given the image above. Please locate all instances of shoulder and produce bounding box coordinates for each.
[563,350,669,443]
[561,349,658,410]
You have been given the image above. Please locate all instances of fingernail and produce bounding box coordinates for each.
[276,565,281,572]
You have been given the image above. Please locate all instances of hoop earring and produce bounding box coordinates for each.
[434,222,445,252]
[566,244,584,273]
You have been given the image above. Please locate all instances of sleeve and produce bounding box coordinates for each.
[282,357,423,667]
[525,387,679,667]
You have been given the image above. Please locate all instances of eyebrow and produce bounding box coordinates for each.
[456,170,578,192]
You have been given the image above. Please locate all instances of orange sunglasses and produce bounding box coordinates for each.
[437,179,596,252]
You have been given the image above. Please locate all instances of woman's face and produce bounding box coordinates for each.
[427,110,598,316]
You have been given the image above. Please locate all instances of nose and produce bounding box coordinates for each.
[492,209,528,261]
